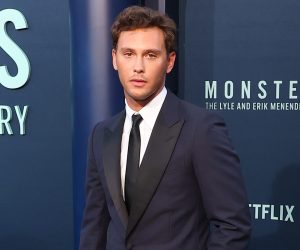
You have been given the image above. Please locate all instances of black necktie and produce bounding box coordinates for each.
[125,114,143,214]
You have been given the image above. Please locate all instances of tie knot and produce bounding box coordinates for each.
[132,114,143,128]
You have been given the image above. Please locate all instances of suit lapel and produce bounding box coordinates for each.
[103,111,128,228]
[126,92,184,237]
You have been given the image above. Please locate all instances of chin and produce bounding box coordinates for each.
[127,93,153,104]
[126,88,159,103]
[128,90,149,100]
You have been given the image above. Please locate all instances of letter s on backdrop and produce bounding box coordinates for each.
[0,9,30,89]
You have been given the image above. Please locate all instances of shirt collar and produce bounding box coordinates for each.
[125,87,167,130]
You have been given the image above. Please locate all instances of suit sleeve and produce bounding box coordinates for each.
[79,125,110,250]
[192,113,251,250]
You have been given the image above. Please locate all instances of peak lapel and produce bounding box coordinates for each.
[103,111,128,228]
[126,92,184,237]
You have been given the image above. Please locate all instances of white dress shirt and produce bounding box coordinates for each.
[120,87,167,198]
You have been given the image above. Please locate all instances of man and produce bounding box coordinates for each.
[80,5,251,250]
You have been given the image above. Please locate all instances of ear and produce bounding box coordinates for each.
[112,49,117,70]
[166,51,176,74]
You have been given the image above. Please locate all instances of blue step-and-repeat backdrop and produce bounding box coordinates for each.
[0,0,73,249]
[1,0,299,249]
[179,0,300,249]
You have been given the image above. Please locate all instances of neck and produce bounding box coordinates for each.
[125,86,165,112]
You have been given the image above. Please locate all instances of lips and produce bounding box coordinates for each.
[130,78,147,87]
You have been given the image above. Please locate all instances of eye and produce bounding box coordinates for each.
[145,53,157,59]
[123,51,133,57]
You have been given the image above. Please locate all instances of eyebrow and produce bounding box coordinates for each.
[119,47,162,54]
[144,49,162,54]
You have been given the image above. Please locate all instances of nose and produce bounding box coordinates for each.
[133,56,144,73]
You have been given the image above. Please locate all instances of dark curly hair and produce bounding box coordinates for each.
[111,6,177,53]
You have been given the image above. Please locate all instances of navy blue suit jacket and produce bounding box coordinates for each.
[79,91,251,250]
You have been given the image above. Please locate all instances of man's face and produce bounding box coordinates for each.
[112,27,176,110]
